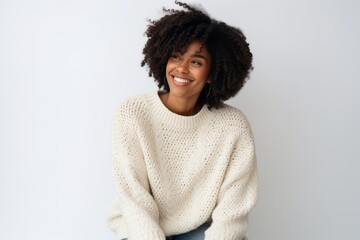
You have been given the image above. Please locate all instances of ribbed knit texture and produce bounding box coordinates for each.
[108,91,259,240]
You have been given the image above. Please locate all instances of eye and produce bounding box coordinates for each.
[171,54,180,60]
[191,60,202,66]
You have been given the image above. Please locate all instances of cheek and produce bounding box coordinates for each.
[166,59,176,71]
[198,68,211,81]
[165,61,170,73]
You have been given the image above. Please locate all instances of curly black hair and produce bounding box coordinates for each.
[141,1,253,109]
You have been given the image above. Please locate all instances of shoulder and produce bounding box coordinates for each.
[113,91,154,123]
[213,105,256,157]
[210,103,253,136]
[212,103,250,125]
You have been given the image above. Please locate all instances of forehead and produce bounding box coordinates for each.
[175,40,211,57]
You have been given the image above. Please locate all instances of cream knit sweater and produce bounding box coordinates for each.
[108,91,258,240]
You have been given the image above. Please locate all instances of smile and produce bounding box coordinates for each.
[174,76,191,83]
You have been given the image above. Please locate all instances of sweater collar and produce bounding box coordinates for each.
[147,91,211,129]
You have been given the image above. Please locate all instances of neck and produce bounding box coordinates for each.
[159,92,202,116]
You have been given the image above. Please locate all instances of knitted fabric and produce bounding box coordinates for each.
[108,91,258,240]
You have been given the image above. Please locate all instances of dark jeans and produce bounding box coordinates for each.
[122,222,210,240]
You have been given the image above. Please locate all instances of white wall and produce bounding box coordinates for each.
[1,0,359,239]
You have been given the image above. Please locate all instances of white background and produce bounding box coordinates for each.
[1,0,359,239]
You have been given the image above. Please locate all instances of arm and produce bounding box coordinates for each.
[205,117,259,240]
[110,104,165,240]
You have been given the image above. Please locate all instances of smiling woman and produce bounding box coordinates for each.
[108,1,258,240]
[163,40,212,116]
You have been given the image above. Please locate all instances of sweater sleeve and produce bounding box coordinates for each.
[110,104,166,240]
[205,116,259,240]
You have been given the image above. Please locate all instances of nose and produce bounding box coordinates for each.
[176,60,189,74]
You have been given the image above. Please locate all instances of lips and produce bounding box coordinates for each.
[172,75,192,86]
[174,76,191,83]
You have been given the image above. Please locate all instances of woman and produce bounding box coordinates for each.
[108,1,258,239]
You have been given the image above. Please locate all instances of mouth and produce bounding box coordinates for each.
[174,76,191,83]
[171,75,192,86]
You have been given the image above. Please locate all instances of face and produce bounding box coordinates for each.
[165,40,212,102]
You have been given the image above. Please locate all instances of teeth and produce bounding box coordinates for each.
[174,76,191,83]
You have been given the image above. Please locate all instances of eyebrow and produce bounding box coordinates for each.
[191,52,209,62]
